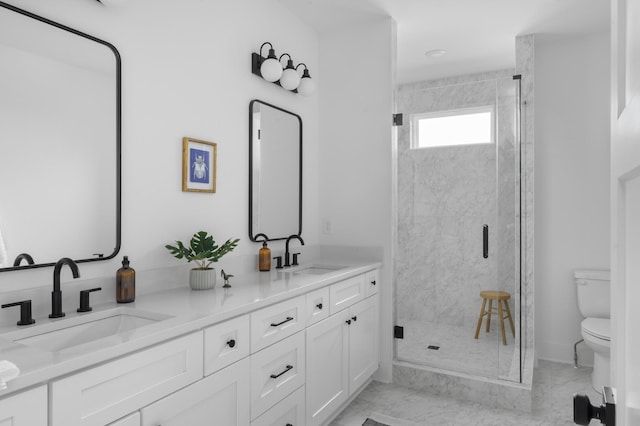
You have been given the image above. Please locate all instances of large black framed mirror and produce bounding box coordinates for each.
[249,100,302,242]
[0,2,121,272]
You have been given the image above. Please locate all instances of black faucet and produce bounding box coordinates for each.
[50,257,80,318]
[284,234,304,268]
[12,253,34,267]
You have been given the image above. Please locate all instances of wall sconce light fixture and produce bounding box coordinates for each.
[252,42,315,96]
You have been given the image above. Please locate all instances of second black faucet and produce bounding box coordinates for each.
[50,257,80,318]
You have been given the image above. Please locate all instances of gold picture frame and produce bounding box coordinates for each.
[182,137,217,193]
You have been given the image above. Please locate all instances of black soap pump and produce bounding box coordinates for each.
[116,256,135,303]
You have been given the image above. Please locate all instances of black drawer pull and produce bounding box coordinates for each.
[352,316,357,322]
[227,339,236,348]
[371,280,376,286]
[316,303,323,310]
[346,319,352,325]
[271,316,294,327]
[270,364,293,379]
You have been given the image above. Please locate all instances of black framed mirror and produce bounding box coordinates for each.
[0,2,121,271]
[249,100,302,242]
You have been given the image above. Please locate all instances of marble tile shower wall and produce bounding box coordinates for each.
[396,70,518,330]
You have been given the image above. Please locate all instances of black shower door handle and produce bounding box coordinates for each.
[483,225,489,259]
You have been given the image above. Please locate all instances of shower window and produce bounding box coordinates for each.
[410,105,495,148]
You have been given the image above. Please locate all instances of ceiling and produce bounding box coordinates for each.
[277,0,611,84]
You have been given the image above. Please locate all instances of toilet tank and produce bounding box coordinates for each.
[575,269,610,318]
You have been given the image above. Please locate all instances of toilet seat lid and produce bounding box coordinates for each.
[582,318,610,341]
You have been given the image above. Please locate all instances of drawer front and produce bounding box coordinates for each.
[51,332,203,426]
[365,269,379,297]
[0,385,47,426]
[251,386,305,426]
[141,357,250,426]
[305,287,330,326]
[250,331,305,420]
[108,412,140,426]
[204,314,250,375]
[329,274,365,314]
[251,296,306,353]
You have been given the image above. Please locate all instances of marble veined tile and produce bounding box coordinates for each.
[331,360,596,426]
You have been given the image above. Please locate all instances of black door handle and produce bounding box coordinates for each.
[270,364,293,379]
[270,316,294,327]
[483,225,489,259]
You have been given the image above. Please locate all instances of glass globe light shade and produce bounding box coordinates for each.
[260,58,283,83]
[297,76,315,96]
[280,68,301,91]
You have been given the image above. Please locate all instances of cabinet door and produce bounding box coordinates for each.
[141,357,250,426]
[0,385,47,425]
[349,295,379,394]
[305,310,349,426]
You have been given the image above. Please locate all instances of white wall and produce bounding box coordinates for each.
[318,18,396,381]
[0,0,320,291]
[534,32,610,364]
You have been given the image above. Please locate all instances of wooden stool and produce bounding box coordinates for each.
[474,290,515,345]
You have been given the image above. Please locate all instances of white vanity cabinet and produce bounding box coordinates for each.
[306,283,380,426]
[4,266,380,426]
[50,332,203,426]
[140,357,250,426]
[0,385,47,425]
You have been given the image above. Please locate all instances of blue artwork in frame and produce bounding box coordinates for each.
[182,137,217,193]
[190,149,210,184]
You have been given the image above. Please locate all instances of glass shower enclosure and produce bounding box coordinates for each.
[394,73,523,382]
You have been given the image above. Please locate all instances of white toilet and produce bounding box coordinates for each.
[575,269,611,393]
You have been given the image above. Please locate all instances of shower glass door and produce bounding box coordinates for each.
[395,73,522,382]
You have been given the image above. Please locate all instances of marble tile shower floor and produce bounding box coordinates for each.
[396,319,520,380]
[330,360,600,426]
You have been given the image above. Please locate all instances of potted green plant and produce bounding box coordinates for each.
[165,231,239,290]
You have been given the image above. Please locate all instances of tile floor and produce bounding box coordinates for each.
[330,360,601,426]
[396,319,520,381]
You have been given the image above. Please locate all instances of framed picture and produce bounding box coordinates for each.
[182,137,217,193]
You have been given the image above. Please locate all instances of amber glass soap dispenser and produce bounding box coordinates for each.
[259,241,271,271]
[116,256,135,303]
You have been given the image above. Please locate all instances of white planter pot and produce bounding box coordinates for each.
[189,268,216,290]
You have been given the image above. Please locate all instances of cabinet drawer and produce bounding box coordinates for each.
[251,385,305,426]
[204,314,250,375]
[51,332,203,426]
[365,269,379,297]
[108,412,140,426]
[305,287,330,326]
[141,357,250,426]
[250,331,305,420]
[251,295,306,352]
[329,274,365,314]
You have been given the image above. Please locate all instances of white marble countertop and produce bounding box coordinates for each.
[0,259,380,398]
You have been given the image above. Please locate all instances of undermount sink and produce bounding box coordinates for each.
[292,265,345,275]
[4,307,172,353]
